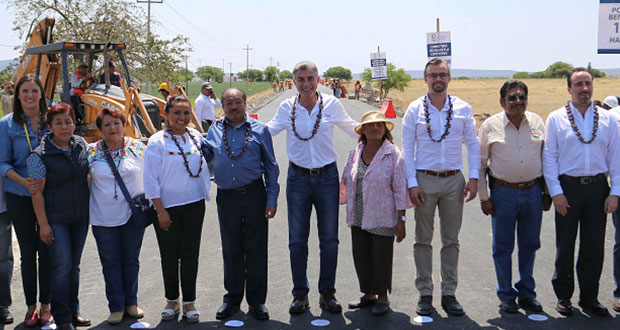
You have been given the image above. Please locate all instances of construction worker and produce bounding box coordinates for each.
[70,63,93,121]
[158,83,170,101]
[354,80,362,100]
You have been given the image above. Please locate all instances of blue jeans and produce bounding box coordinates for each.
[49,221,88,325]
[612,211,620,298]
[92,221,145,312]
[490,182,542,301]
[287,164,339,296]
[0,211,12,308]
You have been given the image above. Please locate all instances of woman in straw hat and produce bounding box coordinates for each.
[339,110,410,316]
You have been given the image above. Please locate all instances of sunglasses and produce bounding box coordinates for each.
[507,94,527,102]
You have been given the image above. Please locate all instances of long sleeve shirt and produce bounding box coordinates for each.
[543,102,620,197]
[401,95,480,188]
[201,116,280,207]
[195,93,221,123]
[477,111,545,201]
[267,93,358,168]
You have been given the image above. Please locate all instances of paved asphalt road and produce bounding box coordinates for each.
[3,85,620,329]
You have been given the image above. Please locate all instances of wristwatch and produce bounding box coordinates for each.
[398,216,406,222]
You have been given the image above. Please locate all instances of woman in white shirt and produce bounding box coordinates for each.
[144,94,210,324]
[87,108,146,325]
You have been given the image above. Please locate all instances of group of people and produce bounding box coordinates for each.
[330,78,347,98]
[1,57,620,329]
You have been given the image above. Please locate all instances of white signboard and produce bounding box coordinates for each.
[426,31,452,67]
[370,52,387,80]
[599,0,620,53]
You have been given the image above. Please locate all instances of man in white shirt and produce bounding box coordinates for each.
[267,61,358,315]
[195,82,222,133]
[401,58,480,316]
[543,67,620,317]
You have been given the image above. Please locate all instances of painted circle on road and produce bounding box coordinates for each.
[528,314,548,321]
[130,321,151,329]
[41,325,57,330]
[311,319,331,327]
[225,320,245,327]
[413,316,434,323]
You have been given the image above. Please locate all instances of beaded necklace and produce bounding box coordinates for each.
[290,92,323,141]
[565,101,598,144]
[221,119,251,160]
[423,94,453,142]
[166,128,203,178]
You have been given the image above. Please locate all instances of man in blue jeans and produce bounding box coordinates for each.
[268,61,358,314]
[477,80,546,313]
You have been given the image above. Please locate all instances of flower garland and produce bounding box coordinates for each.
[423,94,453,142]
[222,120,251,160]
[565,101,598,144]
[290,92,323,141]
[166,128,203,178]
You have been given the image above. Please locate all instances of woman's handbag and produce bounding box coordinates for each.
[102,141,151,228]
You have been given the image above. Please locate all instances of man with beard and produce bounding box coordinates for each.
[401,58,480,316]
[543,68,620,317]
[201,88,279,321]
[478,80,545,313]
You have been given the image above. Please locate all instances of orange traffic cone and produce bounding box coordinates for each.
[249,114,258,119]
[381,99,396,118]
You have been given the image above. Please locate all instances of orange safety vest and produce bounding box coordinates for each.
[355,83,361,92]
[73,71,93,97]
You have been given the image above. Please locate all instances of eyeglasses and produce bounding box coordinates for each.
[507,94,527,102]
[426,73,449,79]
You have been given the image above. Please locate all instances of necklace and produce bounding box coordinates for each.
[565,101,598,144]
[166,128,203,178]
[221,120,251,160]
[102,141,125,200]
[290,92,323,141]
[423,94,453,142]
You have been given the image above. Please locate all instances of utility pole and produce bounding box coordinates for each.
[184,55,189,93]
[222,58,225,83]
[378,45,383,103]
[229,62,233,88]
[267,56,274,67]
[277,61,280,71]
[243,44,252,91]
[137,0,162,94]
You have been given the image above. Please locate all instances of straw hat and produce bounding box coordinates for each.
[355,110,394,134]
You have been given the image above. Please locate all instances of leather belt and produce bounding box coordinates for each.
[417,169,460,178]
[218,178,263,195]
[492,177,541,190]
[559,173,606,185]
[290,161,336,176]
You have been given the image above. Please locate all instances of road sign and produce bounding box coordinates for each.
[370,51,387,80]
[598,0,620,53]
[426,31,452,67]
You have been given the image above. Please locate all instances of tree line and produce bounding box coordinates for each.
[513,62,606,79]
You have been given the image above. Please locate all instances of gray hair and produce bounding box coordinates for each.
[293,61,318,76]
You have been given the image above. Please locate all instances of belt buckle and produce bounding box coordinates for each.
[309,168,321,176]
[580,177,592,184]
[517,182,527,189]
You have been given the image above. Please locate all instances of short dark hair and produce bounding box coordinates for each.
[95,107,127,130]
[499,80,529,99]
[567,67,593,88]
[164,94,190,113]
[221,88,247,103]
[293,61,319,76]
[357,122,393,144]
[424,58,450,76]
[13,74,48,125]
[46,103,75,127]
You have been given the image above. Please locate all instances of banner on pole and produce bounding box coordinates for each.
[370,52,387,80]
[426,31,451,67]
[598,0,620,53]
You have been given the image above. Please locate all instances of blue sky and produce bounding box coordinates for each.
[0,0,616,74]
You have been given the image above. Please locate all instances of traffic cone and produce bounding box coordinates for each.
[381,99,396,118]
[249,114,258,119]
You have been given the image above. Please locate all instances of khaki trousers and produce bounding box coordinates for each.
[413,171,465,296]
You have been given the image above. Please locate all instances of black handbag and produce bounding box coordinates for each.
[102,141,151,228]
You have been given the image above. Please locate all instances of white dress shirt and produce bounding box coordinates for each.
[268,93,358,168]
[401,95,480,188]
[195,93,221,122]
[543,102,620,197]
[144,128,210,208]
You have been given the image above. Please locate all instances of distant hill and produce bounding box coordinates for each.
[0,59,16,72]
[352,68,620,80]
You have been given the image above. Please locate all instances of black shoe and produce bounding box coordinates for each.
[578,299,609,316]
[441,295,464,316]
[289,295,309,315]
[499,299,518,313]
[215,303,240,320]
[518,297,543,312]
[371,301,390,316]
[348,296,377,309]
[72,314,91,327]
[556,299,573,316]
[319,290,342,313]
[0,306,13,324]
[57,323,76,330]
[416,295,433,316]
[248,304,269,320]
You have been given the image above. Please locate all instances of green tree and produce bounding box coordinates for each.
[279,70,293,79]
[196,65,224,83]
[361,63,410,99]
[530,71,545,79]
[544,61,574,78]
[264,66,279,82]
[0,62,16,83]
[324,66,352,80]
[588,62,607,78]
[174,68,194,83]
[512,71,530,79]
[237,69,264,82]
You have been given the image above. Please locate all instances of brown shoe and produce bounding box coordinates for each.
[124,305,144,319]
[72,314,91,327]
[289,296,309,315]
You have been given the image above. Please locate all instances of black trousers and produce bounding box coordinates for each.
[552,178,609,301]
[153,200,205,302]
[351,226,395,295]
[216,180,268,305]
